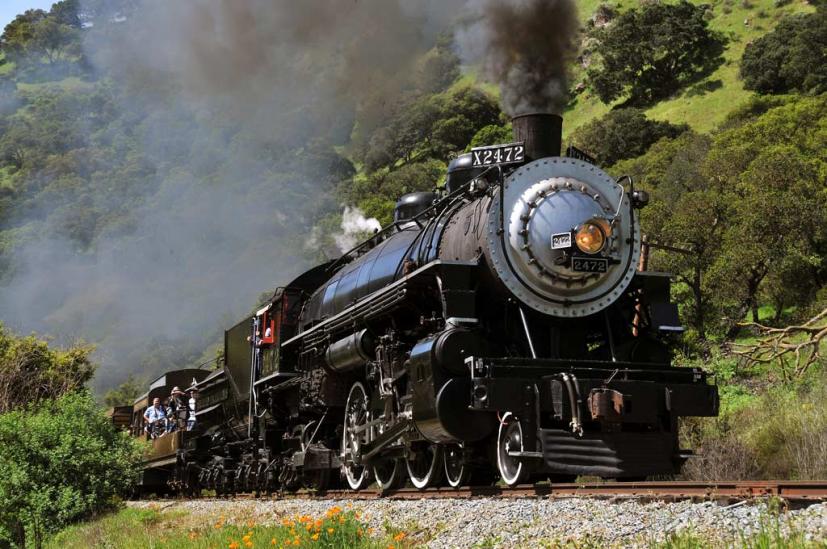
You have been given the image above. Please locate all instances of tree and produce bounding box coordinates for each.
[102,374,143,407]
[586,1,724,106]
[0,323,95,413]
[571,108,688,166]
[0,392,142,548]
[741,8,827,95]
[614,131,723,340]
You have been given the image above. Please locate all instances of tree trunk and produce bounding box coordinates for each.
[751,299,760,323]
[692,262,705,340]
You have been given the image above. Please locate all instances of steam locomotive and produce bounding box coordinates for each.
[123,113,718,495]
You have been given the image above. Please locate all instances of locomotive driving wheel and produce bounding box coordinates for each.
[342,382,371,490]
[497,412,528,487]
[406,442,443,490]
[443,444,470,488]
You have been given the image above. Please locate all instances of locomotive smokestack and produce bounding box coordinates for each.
[512,113,562,161]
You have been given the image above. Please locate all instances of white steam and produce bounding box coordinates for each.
[335,207,382,253]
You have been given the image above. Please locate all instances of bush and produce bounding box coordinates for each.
[0,323,95,413]
[741,8,827,95]
[0,391,142,548]
[571,108,688,166]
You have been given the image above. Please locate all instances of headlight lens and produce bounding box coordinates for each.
[574,222,606,254]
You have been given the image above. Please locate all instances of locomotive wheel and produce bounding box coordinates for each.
[342,382,371,490]
[406,443,443,490]
[373,458,404,493]
[497,412,528,487]
[443,444,470,488]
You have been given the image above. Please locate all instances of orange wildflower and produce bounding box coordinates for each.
[305,524,313,532]
[367,528,375,535]
[393,532,406,542]
[243,535,252,543]
[327,528,334,534]
[215,522,224,529]
[244,542,253,549]
[311,533,320,541]
[247,520,256,528]
[229,542,240,549]
[270,539,277,546]
[387,545,395,549]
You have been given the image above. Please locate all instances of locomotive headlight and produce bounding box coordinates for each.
[574,222,606,254]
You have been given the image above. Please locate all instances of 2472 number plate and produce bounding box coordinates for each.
[470,142,525,167]
[572,258,608,273]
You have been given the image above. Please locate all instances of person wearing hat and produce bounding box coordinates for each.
[186,385,198,431]
[167,386,187,432]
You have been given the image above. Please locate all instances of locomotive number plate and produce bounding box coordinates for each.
[471,142,525,167]
[572,258,608,273]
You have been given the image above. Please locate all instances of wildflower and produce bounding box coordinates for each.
[305,524,313,532]
[387,545,395,549]
[281,518,293,527]
[229,542,240,549]
[338,516,345,524]
[244,542,253,548]
[311,533,320,541]
[393,532,406,542]
[354,511,361,519]
[189,531,198,540]
[357,528,363,537]
[247,520,256,528]
[299,515,311,524]
[368,528,375,535]
[327,528,334,534]
[270,539,277,546]
[247,531,254,537]
[215,522,224,529]
[243,535,252,543]
[293,536,300,545]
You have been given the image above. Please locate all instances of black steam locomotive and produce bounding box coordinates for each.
[125,113,718,495]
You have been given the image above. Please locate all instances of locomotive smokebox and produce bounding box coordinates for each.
[512,113,562,161]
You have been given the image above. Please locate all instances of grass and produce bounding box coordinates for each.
[47,505,414,549]
[471,0,816,139]
[15,76,96,93]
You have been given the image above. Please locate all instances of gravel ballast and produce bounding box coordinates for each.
[129,497,827,547]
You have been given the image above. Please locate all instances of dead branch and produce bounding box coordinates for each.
[731,307,827,380]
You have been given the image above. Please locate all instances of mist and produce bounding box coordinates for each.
[0,0,466,391]
[0,0,581,392]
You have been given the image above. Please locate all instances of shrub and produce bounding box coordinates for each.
[741,8,827,95]
[571,108,688,166]
[0,323,95,413]
[0,391,142,548]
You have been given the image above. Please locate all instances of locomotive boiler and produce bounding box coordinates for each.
[129,113,718,495]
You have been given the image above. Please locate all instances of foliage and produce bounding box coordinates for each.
[683,370,827,481]
[0,1,82,77]
[102,374,144,408]
[741,7,827,95]
[0,323,95,413]
[357,87,501,172]
[586,1,725,106]
[48,505,414,549]
[615,95,827,338]
[572,108,688,166]
[0,391,142,548]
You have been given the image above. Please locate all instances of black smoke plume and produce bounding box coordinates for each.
[457,0,580,114]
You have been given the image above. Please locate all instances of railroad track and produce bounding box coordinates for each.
[183,481,827,505]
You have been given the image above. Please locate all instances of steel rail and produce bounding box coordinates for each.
[173,481,827,504]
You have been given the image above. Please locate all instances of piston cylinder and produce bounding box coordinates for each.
[324,330,375,372]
